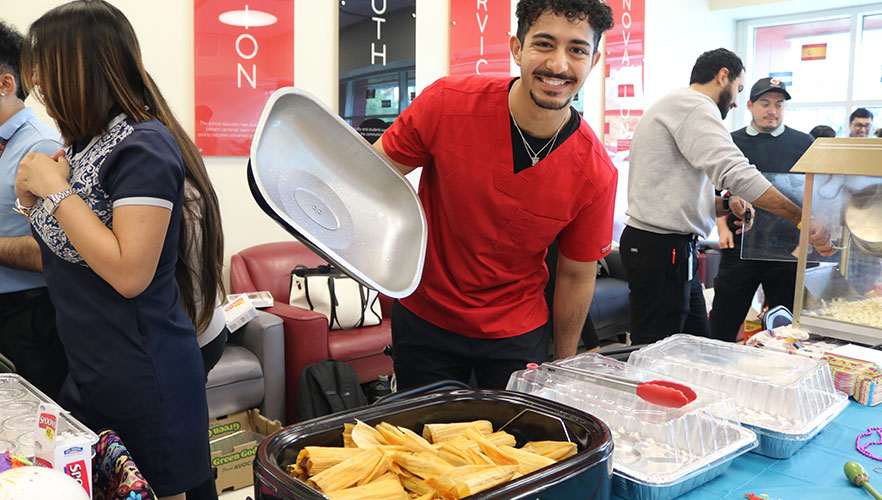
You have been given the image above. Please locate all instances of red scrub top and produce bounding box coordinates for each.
[382,75,617,339]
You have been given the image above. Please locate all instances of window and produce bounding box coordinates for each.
[339,63,416,142]
[738,4,882,135]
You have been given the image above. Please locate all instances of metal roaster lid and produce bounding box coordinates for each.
[248,87,427,298]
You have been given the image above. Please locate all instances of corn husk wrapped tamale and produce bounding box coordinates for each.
[324,477,409,500]
[391,451,456,478]
[521,440,578,461]
[498,445,556,475]
[343,422,356,448]
[400,474,437,497]
[309,448,386,492]
[426,464,519,500]
[397,425,437,454]
[422,420,493,443]
[463,428,518,466]
[295,446,366,476]
[352,419,389,448]
[376,422,407,445]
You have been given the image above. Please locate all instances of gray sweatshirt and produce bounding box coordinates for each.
[626,88,772,238]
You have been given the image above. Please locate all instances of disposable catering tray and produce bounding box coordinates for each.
[507,354,757,500]
[252,389,614,500]
[247,86,427,298]
[628,334,849,458]
[0,373,98,458]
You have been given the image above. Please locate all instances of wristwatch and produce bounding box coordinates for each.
[721,193,732,213]
[43,188,77,216]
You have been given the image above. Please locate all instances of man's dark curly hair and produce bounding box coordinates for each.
[516,0,614,53]
[0,20,26,101]
[689,48,744,85]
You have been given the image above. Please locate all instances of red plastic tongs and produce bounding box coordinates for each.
[538,363,698,408]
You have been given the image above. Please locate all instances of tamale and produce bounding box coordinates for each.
[343,422,356,448]
[462,446,494,466]
[351,419,389,448]
[397,425,437,454]
[498,445,556,475]
[412,493,436,500]
[300,446,365,475]
[463,428,518,466]
[485,430,517,448]
[521,440,578,460]
[422,420,493,443]
[357,453,391,485]
[451,464,519,497]
[400,474,438,497]
[323,478,410,500]
[309,448,384,492]
[391,451,456,479]
[376,422,407,445]
[436,443,470,467]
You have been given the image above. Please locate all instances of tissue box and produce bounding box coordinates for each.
[822,344,882,406]
[223,294,258,332]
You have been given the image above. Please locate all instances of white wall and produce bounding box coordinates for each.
[9,0,858,284]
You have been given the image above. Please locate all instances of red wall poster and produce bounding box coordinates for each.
[450,0,511,77]
[604,0,644,162]
[194,1,294,157]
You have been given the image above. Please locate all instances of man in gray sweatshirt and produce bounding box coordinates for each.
[620,48,832,346]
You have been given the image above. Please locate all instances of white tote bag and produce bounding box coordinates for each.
[289,265,382,329]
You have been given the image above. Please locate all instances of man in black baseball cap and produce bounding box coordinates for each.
[710,75,815,342]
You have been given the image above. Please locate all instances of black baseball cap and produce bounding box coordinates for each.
[750,77,791,101]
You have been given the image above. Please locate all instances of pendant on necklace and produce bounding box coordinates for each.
[531,155,539,166]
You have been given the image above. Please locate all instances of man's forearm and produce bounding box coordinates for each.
[552,260,597,359]
[0,236,43,272]
[751,186,802,225]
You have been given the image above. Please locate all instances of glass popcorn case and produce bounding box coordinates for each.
[790,138,882,345]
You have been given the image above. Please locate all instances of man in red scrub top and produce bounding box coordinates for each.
[374,0,617,390]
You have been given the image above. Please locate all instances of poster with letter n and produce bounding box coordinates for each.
[603,0,644,162]
[194,1,294,157]
[450,0,511,77]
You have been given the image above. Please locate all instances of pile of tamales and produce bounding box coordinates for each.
[286,419,577,500]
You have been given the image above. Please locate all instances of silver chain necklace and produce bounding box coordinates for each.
[508,84,569,166]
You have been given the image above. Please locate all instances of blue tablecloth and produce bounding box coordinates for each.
[612,400,881,500]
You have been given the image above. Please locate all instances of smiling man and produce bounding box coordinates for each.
[621,49,832,346]
[373,0,615,390]
[709,77,814,342]
[848,108,874,137]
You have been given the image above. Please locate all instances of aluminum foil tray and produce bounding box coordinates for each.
[253,389,614,500]
[507,353,757,500]
[248,87,427,298]
[628,334,849,459]
[0,374,97,457]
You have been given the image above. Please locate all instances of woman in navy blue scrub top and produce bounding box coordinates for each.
[15,1,222,498]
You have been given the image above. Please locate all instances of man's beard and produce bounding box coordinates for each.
[529,89,573,110]
[717,85,733,120]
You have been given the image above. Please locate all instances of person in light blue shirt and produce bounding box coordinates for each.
[0,19,67,397]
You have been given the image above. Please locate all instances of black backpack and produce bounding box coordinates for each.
[295,359,368,421]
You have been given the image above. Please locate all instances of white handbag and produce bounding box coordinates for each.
[289,264,382,329]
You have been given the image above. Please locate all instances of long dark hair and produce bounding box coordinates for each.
[21,0,224,332]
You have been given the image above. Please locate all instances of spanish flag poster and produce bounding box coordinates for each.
[801,43,827,61]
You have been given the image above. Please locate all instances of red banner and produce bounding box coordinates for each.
[604,0,645,161]
[194,1,294,157]
[450,0,511,77]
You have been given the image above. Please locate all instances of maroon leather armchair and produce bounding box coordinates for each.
[230,241,393,423]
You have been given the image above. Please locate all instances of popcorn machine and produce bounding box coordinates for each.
[791,138,882,345]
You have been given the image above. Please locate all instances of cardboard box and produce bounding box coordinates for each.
[245,291,274,308]
[223,294,258,332]
[209,409,282,495]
